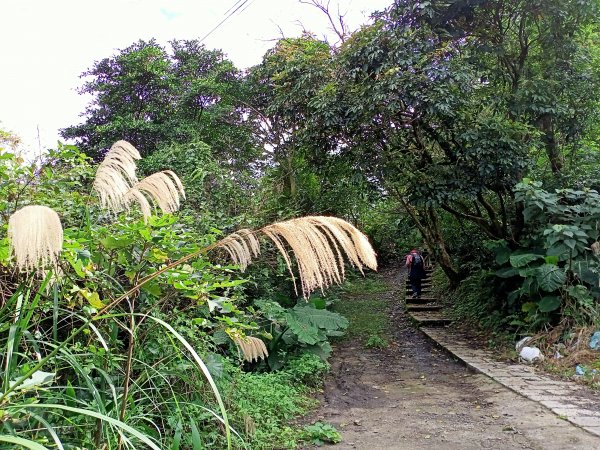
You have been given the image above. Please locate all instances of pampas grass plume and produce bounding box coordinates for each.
[216,216,377,298]
[125,170,185,220]
[93,140,141,212]
[8,205,63,272]
[233,336,269,363]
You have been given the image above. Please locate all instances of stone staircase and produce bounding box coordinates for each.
[405,267,452,327]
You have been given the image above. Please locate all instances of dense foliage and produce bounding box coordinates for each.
[0,144,348,448]
[3,0,600,447]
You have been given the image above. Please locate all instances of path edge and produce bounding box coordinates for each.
[419,326,600,439]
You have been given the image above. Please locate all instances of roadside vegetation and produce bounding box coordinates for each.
[1,0,600,447]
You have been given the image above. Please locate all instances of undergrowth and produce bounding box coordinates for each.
[332,274,391,346]
[434,268,600,389]
[229,353,329,450]
[432,268,515,351]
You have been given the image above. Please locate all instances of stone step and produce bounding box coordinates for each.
[405,296,437,303]
[408,311,452,327]
[406,304,442,312]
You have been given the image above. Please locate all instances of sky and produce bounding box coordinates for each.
[0,0,390,155]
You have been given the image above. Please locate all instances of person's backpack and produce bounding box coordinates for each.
[412,254,423,268]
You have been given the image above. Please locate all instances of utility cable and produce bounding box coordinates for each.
[199,0,257,43]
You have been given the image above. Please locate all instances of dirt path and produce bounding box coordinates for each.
[307,269,600,450]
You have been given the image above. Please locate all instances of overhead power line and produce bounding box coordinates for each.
[199,0,257,43]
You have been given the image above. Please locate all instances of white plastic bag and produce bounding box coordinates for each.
[519,346,544,363]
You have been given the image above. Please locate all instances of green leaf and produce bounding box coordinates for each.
[16,404,161,449]
[310,297,327,309]
[509,253,543,268]
[141,281,162,297]
[538,296,561,312]
[172,422,182,450]
[65,381,76,408]
[544,255,559,265]
[291,304,349,331]
[494,246,511,265]
[285,305,348,345]
[0,436,49,450]
[100,236,134,249]
[78,289,105,309]
[191,419,202,450]
[536,264,566,292]
[286,313,321,345]
[495,267,519,278]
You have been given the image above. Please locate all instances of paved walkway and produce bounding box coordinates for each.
[422,327,600,439]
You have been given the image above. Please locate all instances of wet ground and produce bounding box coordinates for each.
[307,270,600,450]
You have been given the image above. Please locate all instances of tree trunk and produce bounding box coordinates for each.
[395,191,463,288]
[537,114,562,174]
[285,153,297,198]
[422,208,463,288]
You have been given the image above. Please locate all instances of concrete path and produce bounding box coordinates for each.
[423,327,600,439]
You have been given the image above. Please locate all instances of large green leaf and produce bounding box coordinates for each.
[536,264,566,292]
[285,313,322,345]
[509,253,543,268]
[495,267,519,278]
[538,296,561,312]
[285,305,348,345]
[291,305,349,331]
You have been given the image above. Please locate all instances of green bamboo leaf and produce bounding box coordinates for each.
[191,419,202,450]
[140,315,233,449]
[172,422,183,450]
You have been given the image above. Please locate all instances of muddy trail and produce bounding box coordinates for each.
[306,269,600,450]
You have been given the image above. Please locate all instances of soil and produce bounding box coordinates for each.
[305,269,600,450]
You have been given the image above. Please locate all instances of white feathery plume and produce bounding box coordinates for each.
[216,216,377,298]
[8,205,63,272]
[93,140,141,212]
[218,229,261,271]
[123,188,152,221]
[233,336,269,363]
[125,170,185,220]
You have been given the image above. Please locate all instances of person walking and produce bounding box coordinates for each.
[405,249,426,298]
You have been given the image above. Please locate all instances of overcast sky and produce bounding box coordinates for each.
[0,0,390,154]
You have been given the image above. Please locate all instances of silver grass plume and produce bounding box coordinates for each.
[233,336,269,363]
[8,205,63,272]
[218,229,261,271]
[217,216,377,298]
[93,140,141,212]
[125,170,185,220]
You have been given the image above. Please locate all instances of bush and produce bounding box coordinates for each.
[283,353,330,387]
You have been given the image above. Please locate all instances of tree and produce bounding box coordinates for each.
[245,36,334,202]
[298,0,600,283]
[61,39,257,165]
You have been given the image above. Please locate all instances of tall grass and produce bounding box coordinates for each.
[0,140,378,448]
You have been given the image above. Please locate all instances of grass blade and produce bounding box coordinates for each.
[140,315,233,449]
[14,404,161,450]
[0,435,49,449]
